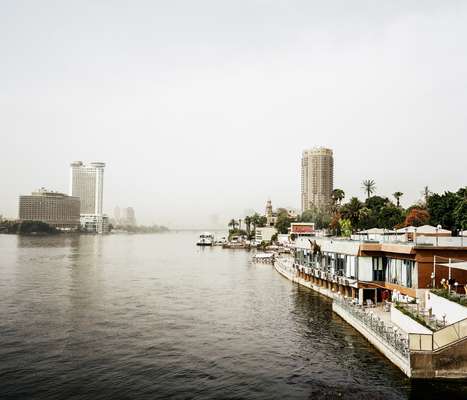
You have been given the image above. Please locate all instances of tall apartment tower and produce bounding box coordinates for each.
[301,147,334,212]
[70,161,108,232]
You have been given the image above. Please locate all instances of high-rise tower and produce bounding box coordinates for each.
[301,147,334,212]
[70,161,107,232]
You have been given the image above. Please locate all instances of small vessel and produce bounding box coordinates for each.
[214,236,227,246]
[196,232,214,246]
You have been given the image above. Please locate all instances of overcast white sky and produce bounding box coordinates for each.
[1,1,466,228]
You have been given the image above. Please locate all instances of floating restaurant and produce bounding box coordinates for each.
[273,232,467,378]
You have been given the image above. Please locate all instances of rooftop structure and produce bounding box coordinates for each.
[290,222,315,236]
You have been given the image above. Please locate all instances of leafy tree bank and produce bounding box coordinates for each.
[0,220,59,235]
[301,183,467,235]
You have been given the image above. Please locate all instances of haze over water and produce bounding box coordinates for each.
[0,232,465,399]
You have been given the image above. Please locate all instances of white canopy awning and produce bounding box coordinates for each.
[438,261,467,271]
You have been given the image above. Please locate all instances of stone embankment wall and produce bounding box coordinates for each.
[411,338,467,378]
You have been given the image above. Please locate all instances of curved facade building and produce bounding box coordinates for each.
[301,147,334,212]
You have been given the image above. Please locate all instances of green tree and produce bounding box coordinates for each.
[275,208,292,234]
[357,207,373,230]
[365,195,389,211]
[379,204,405,229]
[427,191,459,230]
[362,179,376,199]
[228,219,238,230]
[5,220,59,235]
[340,197,363,228]
[300,209,315,222]
[393,192,403,208]
[244,216,252,236]
[332,188,345,206]
[257,215,267,228]
[339,219,352,237]
[299,207,331,229]
[454,199,467,230]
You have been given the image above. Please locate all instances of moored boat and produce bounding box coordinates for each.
[196,232,214,246]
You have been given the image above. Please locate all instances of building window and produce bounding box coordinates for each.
[372,257,384,281]
[386,258,414,288]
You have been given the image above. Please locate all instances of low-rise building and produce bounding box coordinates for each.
[285,234,467,379]
[255,227,277,243]
[290,222,315,237]
[292,236,467,304]
[19,189,80,230]
[395,225,452,241]
[80,214,110,233]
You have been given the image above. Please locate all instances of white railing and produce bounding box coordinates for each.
[334,297,409,359]
[409,316,467,351]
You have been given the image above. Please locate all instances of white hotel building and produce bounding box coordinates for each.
[69,161,108,233]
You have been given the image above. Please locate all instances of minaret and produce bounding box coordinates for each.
[265,199,273,218]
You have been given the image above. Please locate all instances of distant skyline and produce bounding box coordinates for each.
[1,1,466,228]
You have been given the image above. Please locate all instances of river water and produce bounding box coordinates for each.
[0,232,465,399]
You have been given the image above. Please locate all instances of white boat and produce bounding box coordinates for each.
[196,232,214,246]
[214,236,227,246]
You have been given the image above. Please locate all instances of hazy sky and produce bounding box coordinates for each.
[1,1,466,228]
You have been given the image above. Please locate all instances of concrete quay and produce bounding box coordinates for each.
[273,257,467,379]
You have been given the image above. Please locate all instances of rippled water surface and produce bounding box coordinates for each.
[0,232,466,399]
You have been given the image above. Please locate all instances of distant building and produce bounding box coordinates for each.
[18,188,80,230]
[114,206,121,222]
[123,207,136,226]
[264,200,298,227]
[70,161,108,233]
[255,227,277,243]
[265,199,277,227]
[290,222,315,236]
[301,147,334,212]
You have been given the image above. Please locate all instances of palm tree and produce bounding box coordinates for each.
[362,179,376,199]
[228,219,238,230]
[421,186,431,204]
[332,188,345,205]
[393,191,403,208]
[244,216,251,236]
[340,197,363,229]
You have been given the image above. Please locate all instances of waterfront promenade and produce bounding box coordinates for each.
[274,256,467,379]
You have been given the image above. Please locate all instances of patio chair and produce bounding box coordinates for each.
[366,299,376,308]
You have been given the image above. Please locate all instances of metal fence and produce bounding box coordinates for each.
[334,297,410,359]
